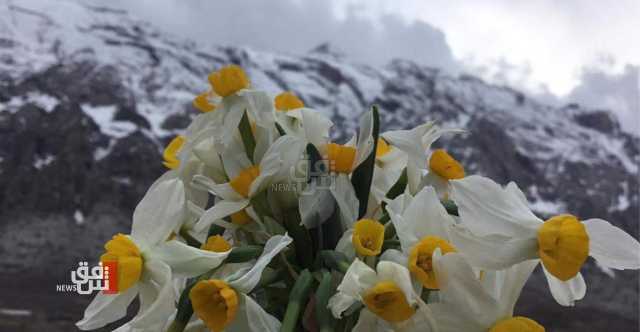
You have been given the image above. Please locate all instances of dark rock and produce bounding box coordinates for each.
[574,110,620,134]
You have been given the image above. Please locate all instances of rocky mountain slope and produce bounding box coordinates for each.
[0,0,637,331]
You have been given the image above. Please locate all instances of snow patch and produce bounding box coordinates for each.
[81,104,137,138]
[33,154,54,169]
[74,209,84,225]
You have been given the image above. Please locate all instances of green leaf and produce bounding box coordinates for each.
[351,106,380,219]
[275,122,287,136]
[283,209,315,269]
[320,250,351,274]
[306,143,326,178]
[226,245,263,263]
[315,270,337,332]
[239,110,256,161]
[280,269,315,332]
[207,223,226,237]
[179,228,202,248]
[378,167,407,224]
[442,199,459,216]
[386,167,408,201]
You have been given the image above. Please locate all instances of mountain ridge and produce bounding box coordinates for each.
[0,1,637,331]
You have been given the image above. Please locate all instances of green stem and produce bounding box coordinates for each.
[280,269,314,332]
[239,110,256,161]
[315,270,336,332]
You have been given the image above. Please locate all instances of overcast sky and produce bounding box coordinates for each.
[103,0,639,133]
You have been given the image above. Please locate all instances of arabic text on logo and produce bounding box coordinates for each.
[56,261,118,295]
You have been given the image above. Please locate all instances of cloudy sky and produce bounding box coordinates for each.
[104,0,638,133]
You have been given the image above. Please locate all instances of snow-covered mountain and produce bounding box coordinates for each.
[0,1,637,331]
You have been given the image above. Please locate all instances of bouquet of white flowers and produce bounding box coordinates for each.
[77,65,640,332]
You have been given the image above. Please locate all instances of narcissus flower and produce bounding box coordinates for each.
[163,135,185,169]
[189,234,292,332]
[430,251,544,332]
[201,235,232,252]
[328,260,436,331]
[274,91,304,111]
[382,122,462,195]
[193,91,217,113]
[77,177,231,331]
[352,219,385,256]
[384,186,458,289]
[208,65,250,98]
[193,135,305,232]
[299,110,375,228]
[447,175,640,306]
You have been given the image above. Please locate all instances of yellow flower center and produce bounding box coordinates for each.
[375,138,392,158]
[429,149,465,180]
[229,165,260,198]
[193,91,216,113]
[201,235,232,252]
[326,143,356,173]
[352,219,385,257]
[230,209,253,225]
[275,91,304,111]
[408,236,457,289]
[163,135,185,169]
[190,279,239,332]
[537,214,589,281]
[362,281,416,322]
[208,65,250,97]
[490,316,545,332]
[100,234,143,293]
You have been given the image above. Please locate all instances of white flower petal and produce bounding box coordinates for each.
[330,174,359,228]
[379,249,408,266]
[253,125,276,162]
[433,252,501,328]
[147,240,230,277]
[376,260,417,305]
[76,286,139,330]
[239,90,276,130]
[354,110,374,168]
[228,234,293,293]
[397,186,455,250]
[450,176,541,237]
[301,108,333,152]
[220,96,247,149]
[583,218,640,269]
[543,266,586,306]
[299,182,336,228]
[226,294,281,332]
[328,292,358,319]
[352,309,386,332]
[400,299,438,332]
[448,224,539,270]
[336,259,378,299]
[129,260,175,328]
[335,229,356,261]
[250,135,304,196]
[420,172,450,199]
[132,176,186,248]
[220,136,253,178]
[382,122,435,168]
[194,199,249,232]
[191,176,243,201]
[494,260,539,317]
[430,303,486,332]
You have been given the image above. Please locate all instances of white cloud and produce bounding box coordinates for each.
[85,0,640,135]
[99,0,458,72]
